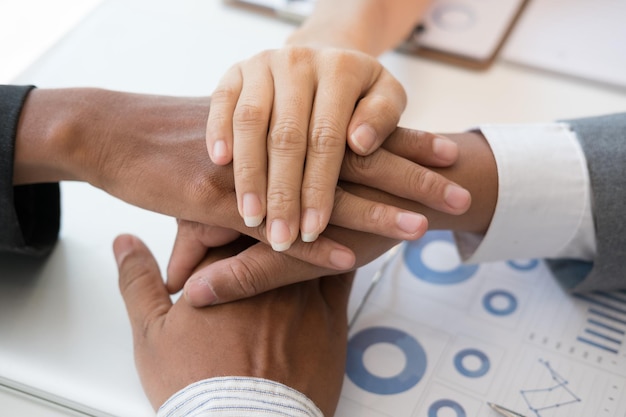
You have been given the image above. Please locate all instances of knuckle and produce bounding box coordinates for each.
[138,306,167,340]
[326,49,360,73]
[346,152,376,176]
[233,102,265,126]
[395,83,408,106]
[269,119,307,151]
[211,85,240,106]
[282,46,314,66]
[366,202,389,224]
[309,119,346,154]
[302,180,327,198]
[234,158,261,181]
[323,51,377,86]
[382,71,407,101]
[408,168,440,195]
[185,173,222,206]
[267,187,299,209]
[227,258,264,298]
[118,262,147,295]
[207,111,230,133]
[367,95,401,123]
[119,254,154,293]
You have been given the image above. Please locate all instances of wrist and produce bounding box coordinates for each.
[13,88,100,185]
[286,8,381,54]
[286,25,367,52]
[287,0,422,55]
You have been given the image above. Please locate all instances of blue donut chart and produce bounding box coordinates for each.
[404,231,478,285]
[428,399,467,417]
[483,290,518,316]
[507,259,539,271]
[453,348,490,378]
[346,327,427,395]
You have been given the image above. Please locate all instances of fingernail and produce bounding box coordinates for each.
[329,248,355,270]
[184,277,217,306]
[212,140,228,164]
[351,124,377,154]
[433,136,458,162]
[396,212,426,236]
[269,219,292,252]
[301,208,321,242]
[444,184,471,211]
[243,193,263,227]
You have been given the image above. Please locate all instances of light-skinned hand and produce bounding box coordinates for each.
[207,46,460,251]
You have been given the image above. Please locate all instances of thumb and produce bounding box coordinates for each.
[347,71,406,156]
[114,234,172,333]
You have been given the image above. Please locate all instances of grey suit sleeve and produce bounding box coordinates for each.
[547,113,626,292]
[0,85,60,257]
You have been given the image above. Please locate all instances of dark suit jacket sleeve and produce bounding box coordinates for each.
[0,85,60,257]
[547,112,626,292]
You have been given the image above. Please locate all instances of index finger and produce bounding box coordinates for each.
[183,241,330,306]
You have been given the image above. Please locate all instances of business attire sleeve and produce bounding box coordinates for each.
[456,114,625,292]
[548,113,626,292]
[457,123,595,264]
[157,377,323,417]
[0,85,60,257]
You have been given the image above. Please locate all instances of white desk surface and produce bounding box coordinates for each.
[2,0,626,415]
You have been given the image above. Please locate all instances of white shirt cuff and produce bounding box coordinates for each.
[456,122,596,263]
[157,377,323,417]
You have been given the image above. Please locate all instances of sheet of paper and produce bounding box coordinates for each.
[339,231,626,416]
[502,0,626,89]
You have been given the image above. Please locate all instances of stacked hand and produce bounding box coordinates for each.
[169,127,470,305]
[16,88,470,303]
[114,234,353,417]
[207,46,469,251]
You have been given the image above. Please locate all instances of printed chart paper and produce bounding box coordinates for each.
[339,231,626,417]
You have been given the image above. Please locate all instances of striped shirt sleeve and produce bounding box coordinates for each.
[157,377,324,417]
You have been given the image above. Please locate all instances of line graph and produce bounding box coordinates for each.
[520,359,582,416]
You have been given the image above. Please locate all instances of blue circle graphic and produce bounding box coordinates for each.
[403,230,478,284]
[428,399,467,417]
[454,348,490,378]
[507,259,539,271]
[346,326,427,395]
[483,290,518,316]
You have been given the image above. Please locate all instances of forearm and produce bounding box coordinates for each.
[287,0,430,55]
[13,88,214,210]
